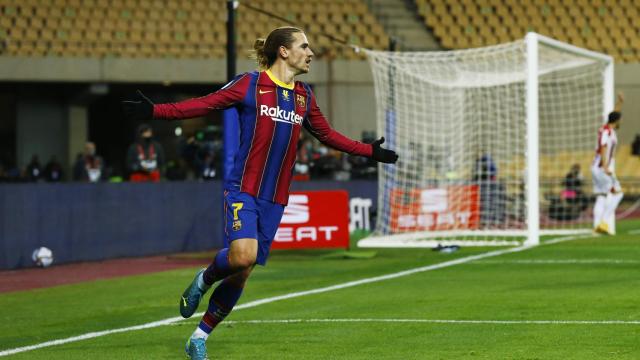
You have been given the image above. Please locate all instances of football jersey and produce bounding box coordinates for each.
[153,70,372,205]
[593,123,617,172]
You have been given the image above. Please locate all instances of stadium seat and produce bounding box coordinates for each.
[414,0,640,62]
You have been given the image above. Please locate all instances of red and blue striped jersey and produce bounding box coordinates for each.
[153,70,373,205]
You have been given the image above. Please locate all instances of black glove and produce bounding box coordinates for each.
[122,90,154,121]
[370,137,399,164]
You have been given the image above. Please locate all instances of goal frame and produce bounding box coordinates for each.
[523,33,614,245]
[358,32,614,248]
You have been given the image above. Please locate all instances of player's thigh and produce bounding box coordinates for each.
[253,199,285,266]
[257,200,285,239]
[224,191,261,266]
[224,191,259,243]
[591,166,612,194]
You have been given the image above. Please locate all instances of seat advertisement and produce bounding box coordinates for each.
[389,186,480,232]
[273,190,350,249]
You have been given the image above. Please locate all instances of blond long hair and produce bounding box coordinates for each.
[253,26,303,69]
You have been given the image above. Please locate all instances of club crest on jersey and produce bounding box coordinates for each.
[232,220,242,231]
[296,94,306,108]
[260,105,303,125]
[282,89,290,101]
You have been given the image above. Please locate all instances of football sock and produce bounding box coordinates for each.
[202,248,232,286]
[195,279,244,339]
[191,327,209,340]
[593,195,606,228]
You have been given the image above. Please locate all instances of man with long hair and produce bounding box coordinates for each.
[122,27,398,359]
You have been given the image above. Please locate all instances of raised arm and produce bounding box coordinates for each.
[614,91,624,112]
[122,73,251,121]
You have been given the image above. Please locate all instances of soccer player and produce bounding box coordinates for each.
[122,27,398,359]
[591,92,624,235]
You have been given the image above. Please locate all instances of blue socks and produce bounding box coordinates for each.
[202,248,233,286]
[197,279,244,337]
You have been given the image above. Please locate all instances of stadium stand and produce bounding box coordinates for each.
[0,0,389,60]
[499,144,640,197]
[416,0,640,63]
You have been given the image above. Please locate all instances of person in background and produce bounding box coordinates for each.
[473,151,497,182]
[26,154,42,182]
[73,142,105,182]
[196,152,217,180]
[592,92,624,235]
[561,163,588,212]
[126,123,165,182]
[44,155,63,182]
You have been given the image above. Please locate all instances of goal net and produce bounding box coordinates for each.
[359,33,613,248]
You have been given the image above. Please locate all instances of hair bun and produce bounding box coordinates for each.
[254,38,265,51]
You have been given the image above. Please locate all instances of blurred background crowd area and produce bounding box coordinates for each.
[1,0,639,187]
[0,129,380,183]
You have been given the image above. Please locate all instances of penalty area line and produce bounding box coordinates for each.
[0,234,589,357]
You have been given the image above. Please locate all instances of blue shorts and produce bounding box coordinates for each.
[224,190,285,266]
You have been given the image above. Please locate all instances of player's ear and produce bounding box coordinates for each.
[279,45,288,59]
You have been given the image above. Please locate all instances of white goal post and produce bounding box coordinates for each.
[359,33,614,248]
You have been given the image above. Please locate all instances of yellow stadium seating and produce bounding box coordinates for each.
[416,0,640,63]
[0,0,388,60]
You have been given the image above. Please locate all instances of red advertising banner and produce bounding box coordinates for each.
[389,185,480,232]
[273,190,350,250]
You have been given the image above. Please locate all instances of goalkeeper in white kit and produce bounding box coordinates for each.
[591,92,624,235]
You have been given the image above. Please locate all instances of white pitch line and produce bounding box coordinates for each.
[475,259,639,265]
[629,229,640,235]
[0,234,589,357]
[203,318,640,326]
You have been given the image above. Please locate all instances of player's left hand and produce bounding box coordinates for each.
[370,137,399,164]
[122,90,154,121]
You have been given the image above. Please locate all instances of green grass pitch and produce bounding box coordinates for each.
[1,220,639,359]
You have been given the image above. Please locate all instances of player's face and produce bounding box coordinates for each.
[286,32,314,75]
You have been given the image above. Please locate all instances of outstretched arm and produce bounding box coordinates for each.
[304,91,398,163]
[122,73,251,121]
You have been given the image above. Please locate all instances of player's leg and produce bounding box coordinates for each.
[180,191,258,318]
[185,238,257,359]
[186,265,253,359]
[591,165,610,232]
[593,194,606,229]
[603,180,623,235]
[193,265,252,340]
[180,238,257,318]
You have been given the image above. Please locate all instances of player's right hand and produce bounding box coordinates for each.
[122,90,154,121]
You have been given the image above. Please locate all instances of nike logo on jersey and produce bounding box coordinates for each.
[259,89,273,95]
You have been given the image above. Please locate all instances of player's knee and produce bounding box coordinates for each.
[229,250,256,269]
